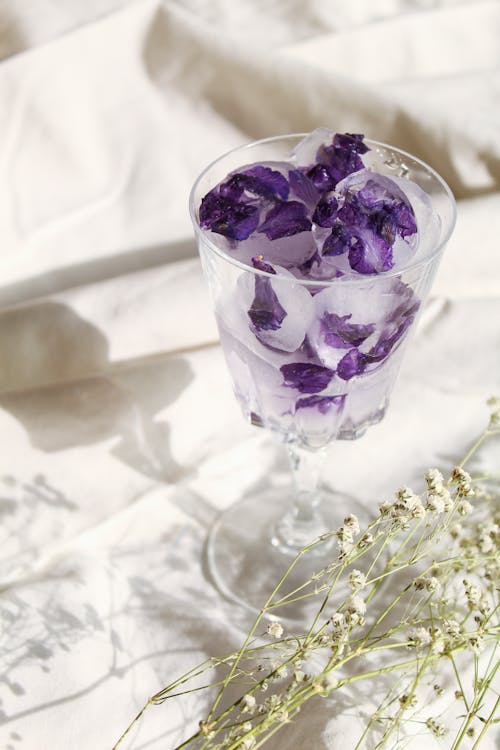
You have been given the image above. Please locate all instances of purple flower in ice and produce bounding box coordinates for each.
[258,201,312,240]
[280,363,335,393]
[337,349,367,381]
[320,313,375,349]
[313,194,339,228]
[316,133,368,186]
[220,166,290,202]
[336,176,417,274]
[199,190,259,240]
[306,164,337,193]
[288,169,320,205]
[366,300,420,363]
[296,394,346,414]
[248,276,287,332]
[252,255,276,274]
[332,133,369,154]
[322,223,352,256]
[348,235,393,275]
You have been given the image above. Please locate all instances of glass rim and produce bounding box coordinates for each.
[188,132,457,287]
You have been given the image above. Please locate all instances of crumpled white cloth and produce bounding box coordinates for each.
[0,1,499,748]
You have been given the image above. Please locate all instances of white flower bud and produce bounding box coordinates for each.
[266,621,283,639]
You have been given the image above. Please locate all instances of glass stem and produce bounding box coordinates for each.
[272,443,329,554]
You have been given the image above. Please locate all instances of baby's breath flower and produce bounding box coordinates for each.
[451,467,474,497]
[407,626,431,649]
[336,526,353,543]
[344,514,360,536]
[426,494,446,513]
[457,499,473,516]
[359,532,374,548]
[425,468,444,487]
[426,718,448,737]
[348,569,366,591]
[241,694,256,713]
[411,499,426,518]
[443,619,461,637]
[467,634,485,654]
[449,523,463,539]
[379,501,392,515]
[399,693,418,708]
[330,613,346,632]
[293,669,306,683]
[463,580,481,609]
[240,721,252,734]
[267,621,283,639]
[337,540,354,558]
[346,594,367,616]
[265,695,280,710]
[413,576,440,592]
[275,709,289,723]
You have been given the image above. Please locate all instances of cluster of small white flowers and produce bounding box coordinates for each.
[241,694,256,713]
[467,633,485,654]
[477,522,499,553]
[429,627,447,655]
[426,718,448,737]
[390,487,426,524]
[358,532,374,548]
[266,621,283,639]
[348,569,367,591]
[443,619,461,638]
[425,468,454,512]
[413,576,440,593]
[345,594,367,627]
[407,626,432,649]
[344,514,360,536]
[457,499,473,516]
[463,579,482,609]
[450,466,474,498]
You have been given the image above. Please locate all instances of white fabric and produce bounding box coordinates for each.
[0,1,499,748]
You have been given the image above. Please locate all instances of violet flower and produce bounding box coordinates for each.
[280,363,335,393]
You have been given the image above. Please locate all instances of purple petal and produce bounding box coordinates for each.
[248,276,287,331]
[252,255,276,274]
[220,166,289,202]
[321,312,375,348]
[199,191,259,240]
[337,349,367,380]
[317,145,365,185]
[280,363,335,393]
[348,235,393,275]
[332,133,369,154]
[258,201,312,240]
[312,195,339,228]
[306,164,336,192]
[296,394,346,414]
[298,249,322,274]
[241,165,290,200]
[288,169,320,205]
[322,223,352,256]
[366,301,420,363]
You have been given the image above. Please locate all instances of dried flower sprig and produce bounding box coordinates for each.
[113,399,500,750]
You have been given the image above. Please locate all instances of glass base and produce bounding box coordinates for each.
[206,487,356,623]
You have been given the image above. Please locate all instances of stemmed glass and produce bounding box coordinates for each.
[189,134,456,618]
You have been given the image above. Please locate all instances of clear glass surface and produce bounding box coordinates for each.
[190,134,456,619]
